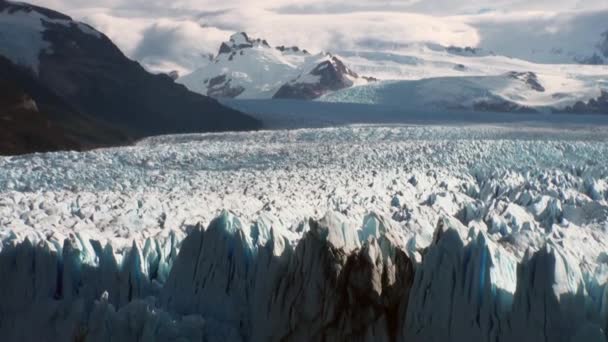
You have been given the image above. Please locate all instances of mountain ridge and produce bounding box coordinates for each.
[178,32,373,100]
[0,1,261,155]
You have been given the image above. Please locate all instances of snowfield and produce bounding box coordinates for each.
[176,31,608,113]
[327,48,608,112]
[1,124,608,341]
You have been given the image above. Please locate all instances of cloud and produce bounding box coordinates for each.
[71,10,230,73]
[200,8,479,49]
[44,4,480,73]
[465,9,608,62]
[35,0,608,15]
[131,20,230,73]
[76,12,149,57]
[28,0,608,73]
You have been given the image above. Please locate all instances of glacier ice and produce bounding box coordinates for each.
[1,210,607,341]
[1,125,608,341]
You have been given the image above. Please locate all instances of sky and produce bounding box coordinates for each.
[32,0,608,73]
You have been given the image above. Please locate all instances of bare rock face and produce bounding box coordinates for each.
[599,31,608,59]
[507,71,545,92]
[276,45,309,54]
[562,91,608,114]
[273,56,363,100]
[217,32,271,60]
[206,74,246,98]
[473,98,536,113]
[446,46,482,56]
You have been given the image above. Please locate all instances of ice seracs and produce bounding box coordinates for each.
[1,210,607,341]
[1,125,608,340]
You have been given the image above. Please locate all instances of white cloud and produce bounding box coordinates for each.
[35,0,608,14]
[465,9,608,63]
[28,0,608,72]
[131,19,230,73]
[200,8,480,50]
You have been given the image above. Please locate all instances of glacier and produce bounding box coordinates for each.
[1,125,608,341]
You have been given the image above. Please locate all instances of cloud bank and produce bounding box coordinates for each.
[30,0,608,73]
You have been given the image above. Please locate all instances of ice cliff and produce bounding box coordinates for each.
[1,210,607,341]
[1,125,608,341]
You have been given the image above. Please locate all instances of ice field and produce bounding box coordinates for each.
[1,124,608,341]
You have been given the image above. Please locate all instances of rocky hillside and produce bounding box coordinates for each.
[0,56,129,155]
[0,1,261,154]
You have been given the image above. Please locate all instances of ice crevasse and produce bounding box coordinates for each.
[0,210,607,342]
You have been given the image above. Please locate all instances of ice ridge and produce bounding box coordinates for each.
[1,210,607,341]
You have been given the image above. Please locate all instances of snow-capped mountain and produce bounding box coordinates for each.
[178,32,373,100]
[179,31,607,114]
[314,43,608,114]
[0,1,260,154]
[322,70,608,113]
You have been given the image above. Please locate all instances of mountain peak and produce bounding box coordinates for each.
[217,32,271,57]
[230,32,252,46]
[181,31,373,100]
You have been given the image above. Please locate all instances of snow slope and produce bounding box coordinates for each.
[0,1,101,72]
[1,124,608,340]
[321,72,607,112]
[178,30,608,112]
[337,43,608,82]
[178,32,369,99]
[320,47,608,112]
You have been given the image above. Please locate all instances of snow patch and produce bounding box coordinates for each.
[0,3,103,72]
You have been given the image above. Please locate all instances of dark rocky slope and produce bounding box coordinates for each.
[0,2,261,155]
[0,56,129,155]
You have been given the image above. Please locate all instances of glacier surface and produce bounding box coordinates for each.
[1,125,608,341]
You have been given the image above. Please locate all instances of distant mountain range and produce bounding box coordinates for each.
[321,70,608,114]
[0,1,261,155]
[174,29,607,115]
